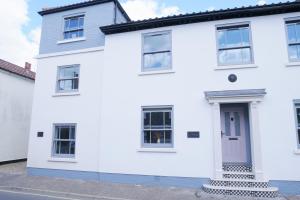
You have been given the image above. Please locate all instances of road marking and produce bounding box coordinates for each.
[0,186,135,200]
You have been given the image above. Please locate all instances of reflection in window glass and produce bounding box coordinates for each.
[57,65,79,92]
[286,21,300,61]
[217,25,252,65]
[142,107,173,147]
[53,125,76,157]
[143,32,172,71]
[64,16,84,39]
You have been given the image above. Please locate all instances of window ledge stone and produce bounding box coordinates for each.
[137,148,177,153]
[48,158,77,163]
[215,64,258,71]
[286,62,300,68]
[294,149,300,155]
[52,92,80,97]
[57,37,86,44]
[139,70,175,76]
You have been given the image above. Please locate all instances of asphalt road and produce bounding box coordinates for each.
[0,190,74,200]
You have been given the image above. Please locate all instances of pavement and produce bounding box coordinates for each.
[0,162,299,200]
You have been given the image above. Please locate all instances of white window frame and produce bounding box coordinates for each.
[142,31,172,72]
[63,15,85,40]
[285,17,300,62]
[216,22,254,66]
[294,100,300,149]
[141,106,174,148]
[56,65,80,93]
[52,124,76,158]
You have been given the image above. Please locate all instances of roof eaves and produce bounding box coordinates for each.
[100,1,300,35]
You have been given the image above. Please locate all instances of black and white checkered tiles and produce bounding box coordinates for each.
[202,164,279,198]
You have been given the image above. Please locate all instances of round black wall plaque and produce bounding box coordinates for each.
[228,74,237,82]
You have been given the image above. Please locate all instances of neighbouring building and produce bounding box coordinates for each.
[27,0,300,197]
[0,59,35,163]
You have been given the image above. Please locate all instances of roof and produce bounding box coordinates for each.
[39,0,130,21]
[100,1,300,35]
[0,59,36,80]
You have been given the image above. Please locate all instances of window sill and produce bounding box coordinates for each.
[48,158,77,163]
[139,70,175,76]
[286,62,300,68]
[57,37,86,44]
[294,149,300,155]
[215,64,258,70]
[52,92,80,97]
[137,148,177,153]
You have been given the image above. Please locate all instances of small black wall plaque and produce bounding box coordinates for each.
[187,132,200,138]
[37,132,44,137]
[228,74,237,83]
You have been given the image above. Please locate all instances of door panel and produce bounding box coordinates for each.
[221,107,248,164]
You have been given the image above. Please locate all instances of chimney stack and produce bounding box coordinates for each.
[25,62,31,71]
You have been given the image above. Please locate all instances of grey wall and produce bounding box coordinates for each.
[39,2,125,54]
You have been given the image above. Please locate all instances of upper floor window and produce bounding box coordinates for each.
[64,15,84,40]
[52,124,76,157]
[294,102,300,148]
[286,20,300,62]
[142,106,173,148]
[57,65,79,92]
[217,24,253,65]
[142,31,172,71]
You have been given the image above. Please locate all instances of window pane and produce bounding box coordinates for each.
[298,129,300,145]
[59,66,79,79]
[60,127,70,139]
[289,45,299,60]
[297,108,300,127]
[60,141,70,154]
[165,112,171,128]
[241,48,252,63]
[144,131,151,143]
[165,130,172,144]
[287,24,297,43]
[70,141,75,155]
[70,127,75,139]
[219,49,242,65]
[79,17,84,29]
[218,30,227,49]
[241,28,250,46]
[234,112,241,136]
[144,52,171,70]
[144,33,171,53]
[73,79,79,90]
[144,112,150,129]
[151,112,164,129]
[69,18,79,30]
[225,112,231,136]
[226,29,243,48]
[296,24,300,43]
[55,128,60,139]
[78,30,84,37]
[64,32,71,39]
[64,20,70,31]
[54,141,60,154]
[150,130,164,144]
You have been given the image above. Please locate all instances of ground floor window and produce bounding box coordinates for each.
[52,124,76,157]
[295,102,300,148]
[142,106,173,147]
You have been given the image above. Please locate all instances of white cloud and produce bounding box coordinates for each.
[0,0,40,71]
[258,0,267,5]
[121,0,181,20]
[207,6,216,12]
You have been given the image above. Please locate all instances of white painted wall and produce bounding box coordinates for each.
[0,70,34,162]
[27,49,104,172]
[28,12,300,182]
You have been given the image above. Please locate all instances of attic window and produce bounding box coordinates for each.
[64,15,84,40]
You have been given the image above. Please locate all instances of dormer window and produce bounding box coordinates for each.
[64,15,84,40]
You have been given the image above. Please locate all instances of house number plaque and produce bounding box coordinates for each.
[187,132,200,138]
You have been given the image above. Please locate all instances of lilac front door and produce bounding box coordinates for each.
[221,106,248,164]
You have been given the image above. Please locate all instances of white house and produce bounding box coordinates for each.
[0,59,35,164]
[27,0,300,197]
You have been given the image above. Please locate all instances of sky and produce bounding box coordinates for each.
[0,0,286,70]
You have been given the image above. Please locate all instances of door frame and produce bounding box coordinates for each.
[205,89,266,181]
[220,103,252,166]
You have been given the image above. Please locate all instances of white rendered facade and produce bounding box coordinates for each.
[28,1,300,195]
